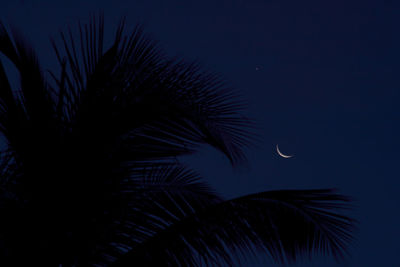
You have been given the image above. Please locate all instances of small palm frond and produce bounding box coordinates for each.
[128,164,222,211]
[111,189,355,267]
[0,22,56,163]
[0,22,54,122]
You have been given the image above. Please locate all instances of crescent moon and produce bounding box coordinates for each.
[276,144,293,158]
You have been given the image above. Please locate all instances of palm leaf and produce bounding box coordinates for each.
[49,16,254,166]
[0,22,54,123]
[88,164,223,266]
[112,189,355,267]
[0,21,57,168]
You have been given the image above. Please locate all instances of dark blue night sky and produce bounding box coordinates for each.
[2,0,399,266]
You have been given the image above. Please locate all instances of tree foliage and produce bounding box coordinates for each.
[0,16,355,266]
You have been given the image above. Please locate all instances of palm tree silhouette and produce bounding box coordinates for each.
[0,16,355,267]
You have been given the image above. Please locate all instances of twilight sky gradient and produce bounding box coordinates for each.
[2,0,400,266]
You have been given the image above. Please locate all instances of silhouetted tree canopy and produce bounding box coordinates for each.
[0,16,355,266]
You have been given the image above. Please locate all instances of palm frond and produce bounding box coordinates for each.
[112,189,355,267]
[0,22,54,122]
[90,164,223,266]
[0,21,56,163]
[50,16,254,166]
[122,60,255,165]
